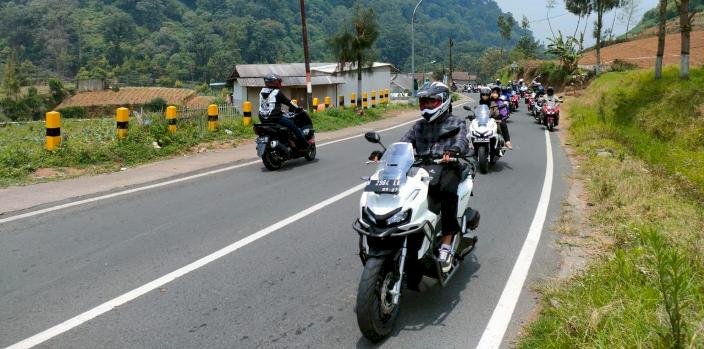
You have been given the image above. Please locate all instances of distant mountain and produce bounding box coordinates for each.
[0,0,534,84]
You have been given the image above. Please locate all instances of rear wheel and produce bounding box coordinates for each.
[262,150,282,171]
[356,256,399,343]
[477,145,489,174]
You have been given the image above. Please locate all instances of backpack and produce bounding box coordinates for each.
[259,88,279,119]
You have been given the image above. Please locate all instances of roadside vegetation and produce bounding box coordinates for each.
[0,104,410,187]
[519,66,704,348]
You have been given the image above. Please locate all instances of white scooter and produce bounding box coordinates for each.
[353,130,479,342]
[465,105,505,174]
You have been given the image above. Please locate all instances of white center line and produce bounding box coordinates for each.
[6,183,367,349]
[476,130,554,349]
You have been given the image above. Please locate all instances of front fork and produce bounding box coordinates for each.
[389,237,408,305]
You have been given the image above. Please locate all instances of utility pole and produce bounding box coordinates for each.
[299,0,312,109]
[448,37,453,89]
[411,0,425,96]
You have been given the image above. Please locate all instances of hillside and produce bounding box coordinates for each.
[0,0,533,84]
[579,30,704,68]
[629,0,704,35]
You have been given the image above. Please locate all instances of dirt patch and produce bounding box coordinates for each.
[552,101,613,280]
[580,30,704,68]
[32,167,87,179]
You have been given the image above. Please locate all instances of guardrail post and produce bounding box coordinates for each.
[242,101,252,126]
[371,90,377,108]
[45,111,61,151]
[338,95,344,109]
[362,92,368,109]
[351,93,356,108]
[384,89,389,105]
[165,106,177,134]
[208,104,219,131]
[312,97,319,111]
[116,107,129,139]
[324,96,331,109]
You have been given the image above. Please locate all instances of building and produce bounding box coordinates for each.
[227,62,392,115]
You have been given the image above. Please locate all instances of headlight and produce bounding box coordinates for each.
[269,140,278,148]
[386,209,410,225]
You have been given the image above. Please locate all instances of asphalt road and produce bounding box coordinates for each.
[0,94,570,348]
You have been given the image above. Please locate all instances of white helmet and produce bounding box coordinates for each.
[519,78,524,83]
[417,82,451,123]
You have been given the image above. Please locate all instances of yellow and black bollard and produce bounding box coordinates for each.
[338,95,344,109]
[165,106,177,134]
[324,96,331,109]
[384,89,390,105]
[362,92,368,109]
[243,101,252,126]
[44,111,61,151]
[312,97,319,111]
[351,93,356,109]
[116,107,129,139]
[371,90,377,108]
[208,104,219,131]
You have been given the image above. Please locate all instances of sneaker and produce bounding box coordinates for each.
[505,141,513,150]
[438,245,453,273]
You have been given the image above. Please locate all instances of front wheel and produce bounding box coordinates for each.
[356,256,400,343]
[304,143,316,161]
[262,150,283,171]
[477,145,489,174]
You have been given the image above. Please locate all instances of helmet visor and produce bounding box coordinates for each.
[419,97,442,110]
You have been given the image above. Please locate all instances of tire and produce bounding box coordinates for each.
[304,143,316,161]
[548,122,554,131]
[262,150,282,171]
[356,256,399,343]
[477,145,489,174]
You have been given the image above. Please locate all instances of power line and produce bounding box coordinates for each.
[528,12,570,23]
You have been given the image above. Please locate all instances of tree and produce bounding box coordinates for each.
[618,0,642,38]
[655,0,669,79]
[674,0,701,78]
[546,0,558,39]
[514,16,539,59]
[565,0,594,50]
[546,31,581,72]
[497,14,515,62]
[331,4,379,108]
[566,0,622,75]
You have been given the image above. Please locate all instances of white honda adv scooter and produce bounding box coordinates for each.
[352,130,480,342]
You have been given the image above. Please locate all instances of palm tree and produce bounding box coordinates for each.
[331,3,379,108]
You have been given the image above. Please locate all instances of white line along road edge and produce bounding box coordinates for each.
[476,130,554,349]
[7,183,367,349]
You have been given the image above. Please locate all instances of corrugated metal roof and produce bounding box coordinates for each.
[235,63,333,78]
[237,76,345,87]
[310,62,393,74]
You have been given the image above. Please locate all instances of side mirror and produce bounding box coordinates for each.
[463,105,472,111]
[364,131,380,144]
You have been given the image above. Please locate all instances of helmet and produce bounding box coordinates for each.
[479,87,491,100]
[495,79,501,86]
[519,78,524,83]
[508,80,513,84]
[264,73,282,88]
[499,95,507,102]
[417,81,451,123]
[546,86,554,96]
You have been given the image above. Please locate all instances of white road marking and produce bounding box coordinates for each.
[6,183,367,349]
[476,130,554,349]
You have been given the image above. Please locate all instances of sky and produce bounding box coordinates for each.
[495,0,659,47]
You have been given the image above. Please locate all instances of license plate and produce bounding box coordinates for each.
[473,137,489,142]
[365,179,400,194]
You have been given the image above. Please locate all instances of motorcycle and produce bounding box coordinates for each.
[253,110,316,170]
[353,131,479,342]
[531,96,544,120]
[464,105,505,173]
[526,92,534,108]
[541,100,560,131]
[510,92,520,112]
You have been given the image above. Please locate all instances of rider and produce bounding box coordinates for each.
[478,87,491,106]
[489,86,513,149]
[369,82,468,272]
[543,86,561,125]
[258,73,309,149]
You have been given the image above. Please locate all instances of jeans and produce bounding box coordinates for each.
[428,166,461,236]
[274,116,307,145]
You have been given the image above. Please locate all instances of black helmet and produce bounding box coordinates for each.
[264,73,282,88]
[546,86,554,96]
[495,79,501,86]
[417,81,451,123]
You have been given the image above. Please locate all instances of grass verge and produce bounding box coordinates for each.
[518,66,704,348]
[0,104,411,187]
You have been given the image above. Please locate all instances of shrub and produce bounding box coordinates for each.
[58,106,88,119]
[144,97,167,112]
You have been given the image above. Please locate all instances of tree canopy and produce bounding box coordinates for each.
[0,0,534,85]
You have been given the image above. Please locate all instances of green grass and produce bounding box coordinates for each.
[0,104,411,187]
[518,66,704,348]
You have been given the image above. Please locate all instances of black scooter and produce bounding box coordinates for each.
[253,110,316,170]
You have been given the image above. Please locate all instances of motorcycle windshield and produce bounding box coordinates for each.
[474,105,491,127]
[377,142,414,183]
